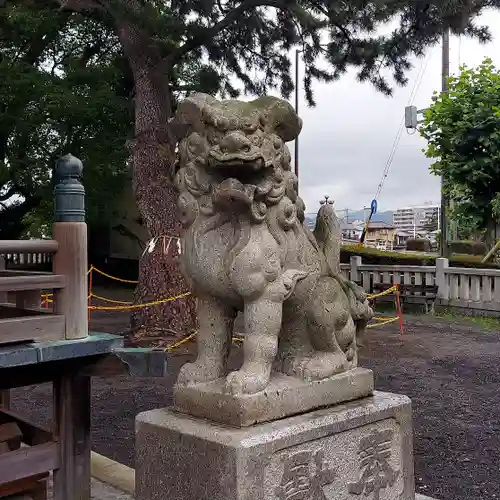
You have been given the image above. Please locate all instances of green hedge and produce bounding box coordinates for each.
[448,240,487,256]
[340,244,500,269]
[406,238,432,252]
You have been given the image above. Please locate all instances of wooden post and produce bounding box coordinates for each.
[0,256,6,304]
[53,373,91,500]
[0,390,10,410]
[52,155,88,340]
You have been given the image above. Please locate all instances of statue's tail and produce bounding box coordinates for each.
[312,200,373,344]
[344,283,373,347]
[313,201,341,275]
[326,267,373,347]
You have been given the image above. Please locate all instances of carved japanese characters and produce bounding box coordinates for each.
[348,429,400,500]
[172,93,373,396]
[276,450,337,500]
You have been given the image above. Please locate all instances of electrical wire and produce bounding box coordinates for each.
[372,54,429,202]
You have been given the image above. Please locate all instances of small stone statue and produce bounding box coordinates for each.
[172,93,373,396]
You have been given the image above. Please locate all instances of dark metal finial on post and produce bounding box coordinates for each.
[54,154,85,223]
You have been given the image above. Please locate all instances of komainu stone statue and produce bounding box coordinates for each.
[173,93,373,397]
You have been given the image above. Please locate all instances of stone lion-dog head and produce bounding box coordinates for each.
[173,93,306,229]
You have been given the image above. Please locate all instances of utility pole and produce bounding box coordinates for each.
[405,29,452,254]
[294,49,300,182]
[440,27,450,257]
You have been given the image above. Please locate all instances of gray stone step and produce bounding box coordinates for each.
[45,477,133,500]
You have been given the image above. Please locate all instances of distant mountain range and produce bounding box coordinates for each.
[304,209,394,227]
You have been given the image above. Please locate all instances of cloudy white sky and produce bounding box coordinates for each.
[283,9,500,215]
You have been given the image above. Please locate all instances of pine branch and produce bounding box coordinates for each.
[59,0,106,13]
[171,0,287,63]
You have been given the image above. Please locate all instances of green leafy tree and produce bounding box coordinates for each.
[51,0,500,339]
[0,0,213,248]
[420,58,500,245]
[0,1,133,238]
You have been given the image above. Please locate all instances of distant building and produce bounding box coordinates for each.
[341,221,363,242]
[394,230,414,248]
[365,221,396,250]
[393,203,440,235]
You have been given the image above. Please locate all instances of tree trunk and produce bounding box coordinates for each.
[485,217,497,248]
[114,17,196,344]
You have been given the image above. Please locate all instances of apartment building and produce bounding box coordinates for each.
[393,203,440,234]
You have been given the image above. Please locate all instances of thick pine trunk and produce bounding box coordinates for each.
[115,18,196,343]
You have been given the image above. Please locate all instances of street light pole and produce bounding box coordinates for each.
[294,49,300,181]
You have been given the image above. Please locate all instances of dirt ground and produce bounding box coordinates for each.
[10,285,500,500]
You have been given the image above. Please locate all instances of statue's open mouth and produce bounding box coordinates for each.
[207,154,272,210]
[207,156,267,187]
[208,155,264,170]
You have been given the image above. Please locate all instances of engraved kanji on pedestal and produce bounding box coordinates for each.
[276,449,337,500]
[348,429,400,500]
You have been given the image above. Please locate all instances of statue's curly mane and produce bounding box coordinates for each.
[175,154,308,262]
[173,92,312,265]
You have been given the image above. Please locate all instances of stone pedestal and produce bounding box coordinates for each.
[174,367,374,427]
[136,391,415,500]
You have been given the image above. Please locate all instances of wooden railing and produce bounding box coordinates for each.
[342,255,500,315]
[5,251,53,269]
[0,154,88,344]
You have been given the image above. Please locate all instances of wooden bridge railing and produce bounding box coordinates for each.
[4,250,53,269]
[0,154,87,344]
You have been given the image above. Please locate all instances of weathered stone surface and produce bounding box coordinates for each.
[174,367,374,427]
[136,391,415,500]
[172,93,373,400]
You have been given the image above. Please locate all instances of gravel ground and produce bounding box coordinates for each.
[9,287,500,500]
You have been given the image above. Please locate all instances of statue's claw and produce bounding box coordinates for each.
[225,369,269,395]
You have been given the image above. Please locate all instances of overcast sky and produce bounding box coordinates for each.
[282,9,500,215]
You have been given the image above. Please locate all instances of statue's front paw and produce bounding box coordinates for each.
[225,369,270,395]
[176,361,224,387]
[283,352,348,382]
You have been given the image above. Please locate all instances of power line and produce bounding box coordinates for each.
[373,54,429,201]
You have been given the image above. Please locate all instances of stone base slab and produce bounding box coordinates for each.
[173,367,374,427]
[136,391,415,500]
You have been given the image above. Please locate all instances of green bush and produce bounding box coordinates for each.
[406,238,432,252]
[340,244,500,269]
[448,240,487,256]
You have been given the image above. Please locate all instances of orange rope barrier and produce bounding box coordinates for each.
[367,283,405,335]
[40,264,406,337]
